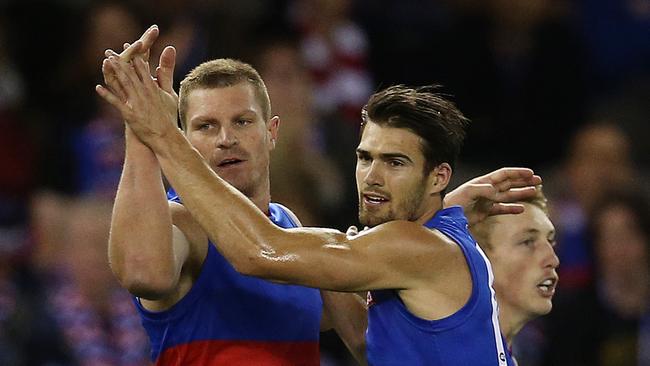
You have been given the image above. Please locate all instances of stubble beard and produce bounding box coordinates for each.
[358,180,427,227]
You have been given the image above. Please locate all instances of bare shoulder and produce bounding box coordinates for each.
[371,220,458,250]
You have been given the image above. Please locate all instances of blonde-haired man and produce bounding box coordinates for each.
[470,187,559,363]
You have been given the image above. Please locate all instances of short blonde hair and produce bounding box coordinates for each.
[471,185,548,250]
[178,58,271,130]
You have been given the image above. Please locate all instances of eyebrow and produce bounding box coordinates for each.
[190,109,259,124]
[356,148,414,163]
[522,228,557,241]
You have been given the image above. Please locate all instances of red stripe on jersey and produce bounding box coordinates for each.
[155,340,320,366]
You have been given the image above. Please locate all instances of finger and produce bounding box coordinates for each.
[102,58,127,101]
[121,41,152,65]
[133,57,155,88]
[475,168,535,185]
[108,56,142,101]
[156,46,176,93]
[491,174,542,193]
[118,40,143,61]
[494,186,539,202]
[346,226,359,237]
[95,84,130,116]
[104,48,121,58]
[119,24,159,62]
[488,203,525,216]
[138,24,158,61]
[460,183,498,201]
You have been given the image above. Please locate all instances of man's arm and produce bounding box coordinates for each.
[321,291,368,365]
[97,54,541,293]
[103,30,207,304]
[109,126,180,299]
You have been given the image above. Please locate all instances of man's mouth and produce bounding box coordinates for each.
[537,277,558,297]
[363,193,389,206]
[217,158,244,168]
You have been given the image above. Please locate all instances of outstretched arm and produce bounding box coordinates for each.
[95,56,538,294]
[444,168,542,226]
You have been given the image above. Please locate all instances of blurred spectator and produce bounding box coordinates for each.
[0,254,73,365]
[256,36,347,227]
[546,122,635,293]
[290,0,373,124]
[32,198,150,365]
[0,13,71,365]
[543,187,650,365]
[34,1,142,195]
[0,10,34,257]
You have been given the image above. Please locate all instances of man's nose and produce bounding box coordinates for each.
[216,126,238,148]
[364,161,385,186]
[543,241,560,269]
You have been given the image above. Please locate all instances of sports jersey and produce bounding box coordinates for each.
[133,189,323,365]
[366,206,514,365]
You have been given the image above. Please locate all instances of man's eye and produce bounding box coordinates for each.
[521,239,535,246]
[389,160,404,167]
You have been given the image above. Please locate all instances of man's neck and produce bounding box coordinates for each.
[245,185,272,216]
[414,201,444,226]
[498,308,527,347]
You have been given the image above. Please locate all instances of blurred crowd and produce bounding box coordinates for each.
[0,0,648,365]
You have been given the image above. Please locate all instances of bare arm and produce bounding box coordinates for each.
[102,28,205,302]
[321,291,368,365]
[96,54,510,293]
[156,140,435,292]
[109,127,182,299]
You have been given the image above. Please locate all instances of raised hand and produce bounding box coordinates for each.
[101,25,160,101]
[95,48,178,149]
[444,168,542,225]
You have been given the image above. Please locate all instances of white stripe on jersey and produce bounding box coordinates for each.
[475,242,509,365]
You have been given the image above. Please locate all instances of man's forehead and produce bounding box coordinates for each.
[187,85,263,115]
[493,208,555,236]
[359,122,423,154]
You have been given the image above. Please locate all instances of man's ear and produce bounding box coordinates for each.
[268,115,280,149]
[428,163,452,195]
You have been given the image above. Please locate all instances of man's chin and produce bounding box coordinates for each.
[359,213,391,228]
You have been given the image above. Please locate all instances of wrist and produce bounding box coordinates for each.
[148,126,186,160]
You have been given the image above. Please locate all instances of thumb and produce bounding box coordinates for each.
[156,46,177,93]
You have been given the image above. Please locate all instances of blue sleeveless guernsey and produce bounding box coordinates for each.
[133,189,322,365]
[366,206,514,366]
